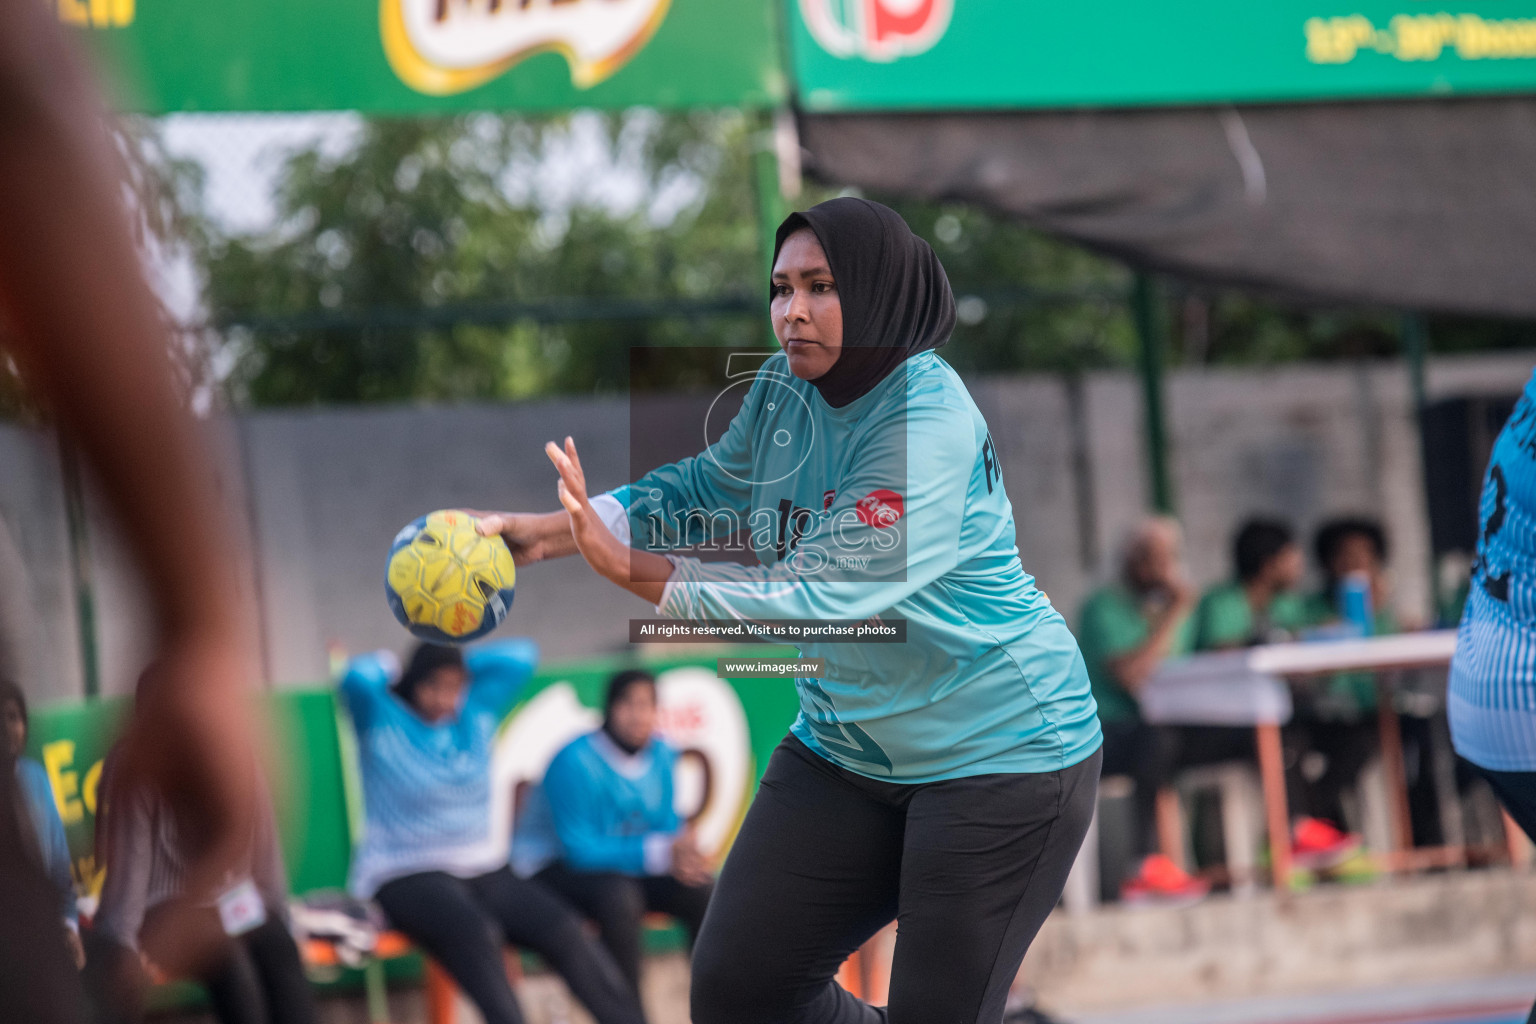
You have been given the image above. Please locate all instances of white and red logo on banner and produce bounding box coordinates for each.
[800,0,953,62]
[383,0,671,95]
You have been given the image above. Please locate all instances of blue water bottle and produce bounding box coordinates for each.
[1339,572,1374,638]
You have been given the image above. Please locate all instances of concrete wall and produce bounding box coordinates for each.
[1,350,1530,701]
[0,425,82,703]
[1026,870,1536,1014]
[238,397,641,686]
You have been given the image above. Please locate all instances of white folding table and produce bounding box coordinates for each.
[1141,630,1460,889]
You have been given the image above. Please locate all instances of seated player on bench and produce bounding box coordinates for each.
[340,641,643,1024]
[513,668,713,1005]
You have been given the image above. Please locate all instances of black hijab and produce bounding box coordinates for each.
[601,668,657,755]
[393,642,465,710]
[772,197,956,409]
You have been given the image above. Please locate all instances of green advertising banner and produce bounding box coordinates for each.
[24,649,800,901]
[72,0,785,113]
[790,0,1536,110]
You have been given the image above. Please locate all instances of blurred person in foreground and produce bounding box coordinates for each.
[1,680,84,970]
[0,3,259,1020]
[340,641,643,1024]
[84,669,316,1024]
[1076,516,1207,903]
[513,669,713,1007]
[1448,369,1536,1024]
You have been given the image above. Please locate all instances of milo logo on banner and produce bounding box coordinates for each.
[382,0,671,95]
[800,0,952,61]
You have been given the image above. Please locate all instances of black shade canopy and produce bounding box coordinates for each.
[797,97,1536,317]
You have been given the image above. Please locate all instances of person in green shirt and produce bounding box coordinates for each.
[1288,517,1402,857]
[1304,516,1401,641]
[1195,517,1366,868]
[1192,519,1309,651]
[1163,521,1303,850]
[1077,517,1206,902]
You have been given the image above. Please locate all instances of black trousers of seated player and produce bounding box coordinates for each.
[376,865,645,1024]
[691,736,1101,1024]
[536,861,714,998]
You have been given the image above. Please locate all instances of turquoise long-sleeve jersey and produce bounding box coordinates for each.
[610,350,1101,783]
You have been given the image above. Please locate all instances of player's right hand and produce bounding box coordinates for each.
[671,828,712,887]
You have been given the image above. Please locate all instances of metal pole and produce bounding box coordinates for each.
[1132,273,1175,514]
[1402,312,1428,414]
[751,108,801,346]
[1402,312,1439,619]
[752,115,787,297]
[58,439,100,699]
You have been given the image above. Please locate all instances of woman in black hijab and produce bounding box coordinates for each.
[480,198,1102,1023]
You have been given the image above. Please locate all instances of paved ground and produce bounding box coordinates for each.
[1070,972,1536,1024]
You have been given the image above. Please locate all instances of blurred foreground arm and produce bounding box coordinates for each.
[0,0,257,972]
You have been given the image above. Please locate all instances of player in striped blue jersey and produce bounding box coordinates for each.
[1449,367,1536,1024]
[1450,369,1536,833]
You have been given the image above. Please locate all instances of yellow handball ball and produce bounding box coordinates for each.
[384,510,517,643]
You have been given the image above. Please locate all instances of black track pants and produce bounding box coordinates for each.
[535,862,713,998]
[1470,764,1536,1024]
[690,736,1100,1024]
[85,908,318,1024]
[376,866,645,1024]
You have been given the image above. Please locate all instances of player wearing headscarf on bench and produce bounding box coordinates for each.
[340,640,644,1024]
[514,668,713,1008]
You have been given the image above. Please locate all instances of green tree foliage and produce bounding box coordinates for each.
[869,197,1136,374]
[175,111,1536,408]
[201,111,767,404]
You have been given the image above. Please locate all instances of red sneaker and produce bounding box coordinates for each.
[1120,854,1210,906]
[1291,817,1362,871]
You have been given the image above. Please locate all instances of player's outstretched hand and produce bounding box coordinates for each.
[546,437,625,579]
[64,927,84,971]
[540,436,670,603]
